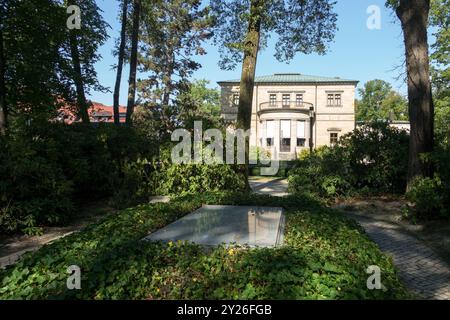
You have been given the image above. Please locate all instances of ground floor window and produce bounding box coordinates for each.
[266,120,275,147]
[297,120,305,147]
[280,120,291,152]
[297,138,306,147]
[330,132,339,146]
[281,138,291,152]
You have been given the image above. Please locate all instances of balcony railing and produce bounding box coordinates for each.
[259,101,314,112]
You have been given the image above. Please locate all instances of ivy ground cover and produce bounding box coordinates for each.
[0,193,411,299]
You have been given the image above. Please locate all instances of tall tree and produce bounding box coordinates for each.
[430,0,450,85]
[356,79,408,122]
[68,29,90,123]
[236,0,262,172]
[429,0,450,144]
[64,0,109,124]
[125,0,141,125]
[388,0,434,190]
[0,13,6,134]
[137,0,212,136]
[113,0,129,124]
[177,79,222,130]
[211,0,338,185]
[3,0,71,126]
[2,0,107,127]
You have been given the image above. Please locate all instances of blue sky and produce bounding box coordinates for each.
[89,0,408,106]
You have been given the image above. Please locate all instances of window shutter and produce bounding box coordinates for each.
[297,121,305,138]
[280,120,291,138]
[266,121,275,138]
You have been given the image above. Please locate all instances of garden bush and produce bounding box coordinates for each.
[0,130,75,234]
[406,176,447,218]
[158,163,246,195]
[406,147,450,218]
[0,192,410,300]
[288,122,409,198]
[0,123,157,234]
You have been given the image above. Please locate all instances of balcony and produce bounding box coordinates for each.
[258,101,314,115]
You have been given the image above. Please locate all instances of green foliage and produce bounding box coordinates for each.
[406,146,450,218]
[356,79,408,122]
[3,0,108,124]
[430,0,450,83]
[158,164,246,195]
[110,158,156,209]
[177,80,223,130]
[0,192,410,299]
[289,122,409,198]
[0,123,157,234]
[134,80,223,143]
[210,0,338,70]
[135,0,213,131]
[406,176,448,218]
[0,129,74,234]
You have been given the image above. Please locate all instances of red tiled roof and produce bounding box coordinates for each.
[57,101,127,124]
[90,102,127,123]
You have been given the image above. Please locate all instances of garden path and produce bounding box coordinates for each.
[337,204,450,300]
[249,177,289,197]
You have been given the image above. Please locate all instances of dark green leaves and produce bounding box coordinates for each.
[211,0,338,70]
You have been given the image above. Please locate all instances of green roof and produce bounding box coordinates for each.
[218,73,359,85]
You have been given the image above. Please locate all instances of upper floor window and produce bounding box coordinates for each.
[296,94,303,105]
[327,94,334,106]
[233,94,239,106]
[269,94,277,106]
[335,94,342,105]
[327,93,342,106]
[282,94,290,107]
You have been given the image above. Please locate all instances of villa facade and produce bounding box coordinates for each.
[219,73,359,160]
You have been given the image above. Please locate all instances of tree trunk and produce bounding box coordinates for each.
[237,0,262,188]
[69,31,90,124]
[161,48,174,136]
[161,52,173,107]
[396,0,434,191]
[125,0,141,125]
[113,0,128,125]
[0,27,6,135]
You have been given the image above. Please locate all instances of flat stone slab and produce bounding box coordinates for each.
[143,205,285,247]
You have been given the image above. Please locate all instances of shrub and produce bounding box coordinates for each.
[288,122,409,198]
[159,163,246,195]
[0,131,75,235]
[338,122,409,193]
[110,158,160,209]
[406,176,448,218]
[288,146,352,197]
[0,123,157,234]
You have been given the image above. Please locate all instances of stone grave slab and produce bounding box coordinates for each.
[143,205,285,247]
